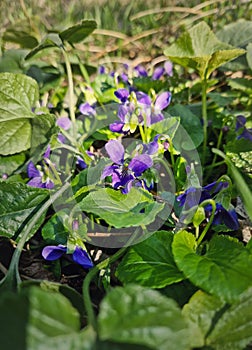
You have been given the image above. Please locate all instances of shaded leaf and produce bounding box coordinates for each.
[216,19,252,48]
[25,33,63,60]
[207,287,252,350]
[172,231,252,302]
[182,290,225,348]
[60,20,97,44]
[116,230,184,288]
[0,182,48,239]
[98,284,190,350]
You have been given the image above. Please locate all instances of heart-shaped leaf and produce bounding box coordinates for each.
[164,21,245,79]
[172,231,252,302]
[98,284,190,350]
[116,230,184,288]
[60,20,97,44]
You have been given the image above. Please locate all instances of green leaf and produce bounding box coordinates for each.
[0,182,48,239]
[164,21,245,79]
[0,152,26,176]
[78,187,164,228]
[3,21,39,49]
[0,72,39,155]
[169,104,203,149]
[25,33,63,60]
[42,210,69,244]
[116,231,185,288]
[216,19,252,48]
[207,287,252,350]
[59,20,97,44]
[0,72,38,122]
[0,49,28,74]
[98,285,190,350]
[0,119,31,155]
[149,116,180,140]
[0,286,82,350]
[247,43,252,70]
[172,231,252,302]
[182,290,225,348]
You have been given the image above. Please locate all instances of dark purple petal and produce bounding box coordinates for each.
[79,103,96,116]
[72,246,93,269]
[99,65,105,74]
[223,209,239,230]
[237,128,252,141]
[105,140,125,165]
[155,91,172,111]
[136,91,151,106]
[57,133,66,144]
[152,67,165,80]
[57,117,71,130]
[203,181,228,194]
[235,115,246,131]
[109,121,125,133]
[149,113,164,125]
[114,89,129,103]
[101,164,119,179]
[27,177,44,188]
[134,65,148,77]
[27,161,40,178]
[120,72,129,83]
[129,154,153,176]
[45,179,54,189]
[164,61,173,76]
[44,145,51,159]
[42,245,67,260]
[76,156,87,169]
[143,137,159,155]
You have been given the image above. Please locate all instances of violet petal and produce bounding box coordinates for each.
[42,244,67,260]
[129,154,153,176]
[27,161,40,178]
[56,117,71,130]
[155,91,172,111]
[72,246,93,269]
[114,88,129,103]
[105,140,125,165]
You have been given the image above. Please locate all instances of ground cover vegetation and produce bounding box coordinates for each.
[0,0,252,349]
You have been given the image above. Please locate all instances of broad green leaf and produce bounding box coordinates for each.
[0,49,28,73]
[164,21,245,79]
[182,290,225,348]
[0,119,31,155]
[0,72,39,122]
[172,231,252,302]
[0,182,48,239]
[3,20,39,49]
[78,187,164,228]
[207,287,252,350]
[169,104,203,149]
[247,43,252,70]
[0,286,81,350]
[0,152,26,176]
[216,19,252,48]
[25,33,63,60]
[116,231,184,288]
[42,210,69,244]
[149,116,180,140]
[60,20,97,44]
[98,285,190,350]
[133,77,168,94]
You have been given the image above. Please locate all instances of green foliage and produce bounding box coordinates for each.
[164,21,245,79]
[98,284,191,350]
[78,187,165,228]
[116,231,184,288]
[172,231,252,303]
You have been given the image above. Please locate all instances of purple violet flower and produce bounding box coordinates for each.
[152,67,165,80]
[164,61,173,76]
[27,146,54,189]
[101,139,153,193]
[56,117,71,130]
[79,102,96,116]
[205,203,239,230]
[134,65,148,77]
[235,115,252,141]
[42,244,93,269]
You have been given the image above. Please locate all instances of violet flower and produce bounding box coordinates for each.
[101,139,153,193]
[134,65,148,77]
[27,146,54,189]
[152,67,165,80]
[56,117,71,130]
[79,102,96,116]
[235,115,252,141]
[205,203,239,230]
[42,244,93,269]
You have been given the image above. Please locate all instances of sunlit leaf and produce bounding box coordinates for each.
[116,230,184,288]
[98,284,190,350]
[172,231,252,302]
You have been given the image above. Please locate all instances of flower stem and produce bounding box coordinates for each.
[202,78,208,165]
[61,48,77,141]
[196,199,216,246]
[0,181,71,293]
